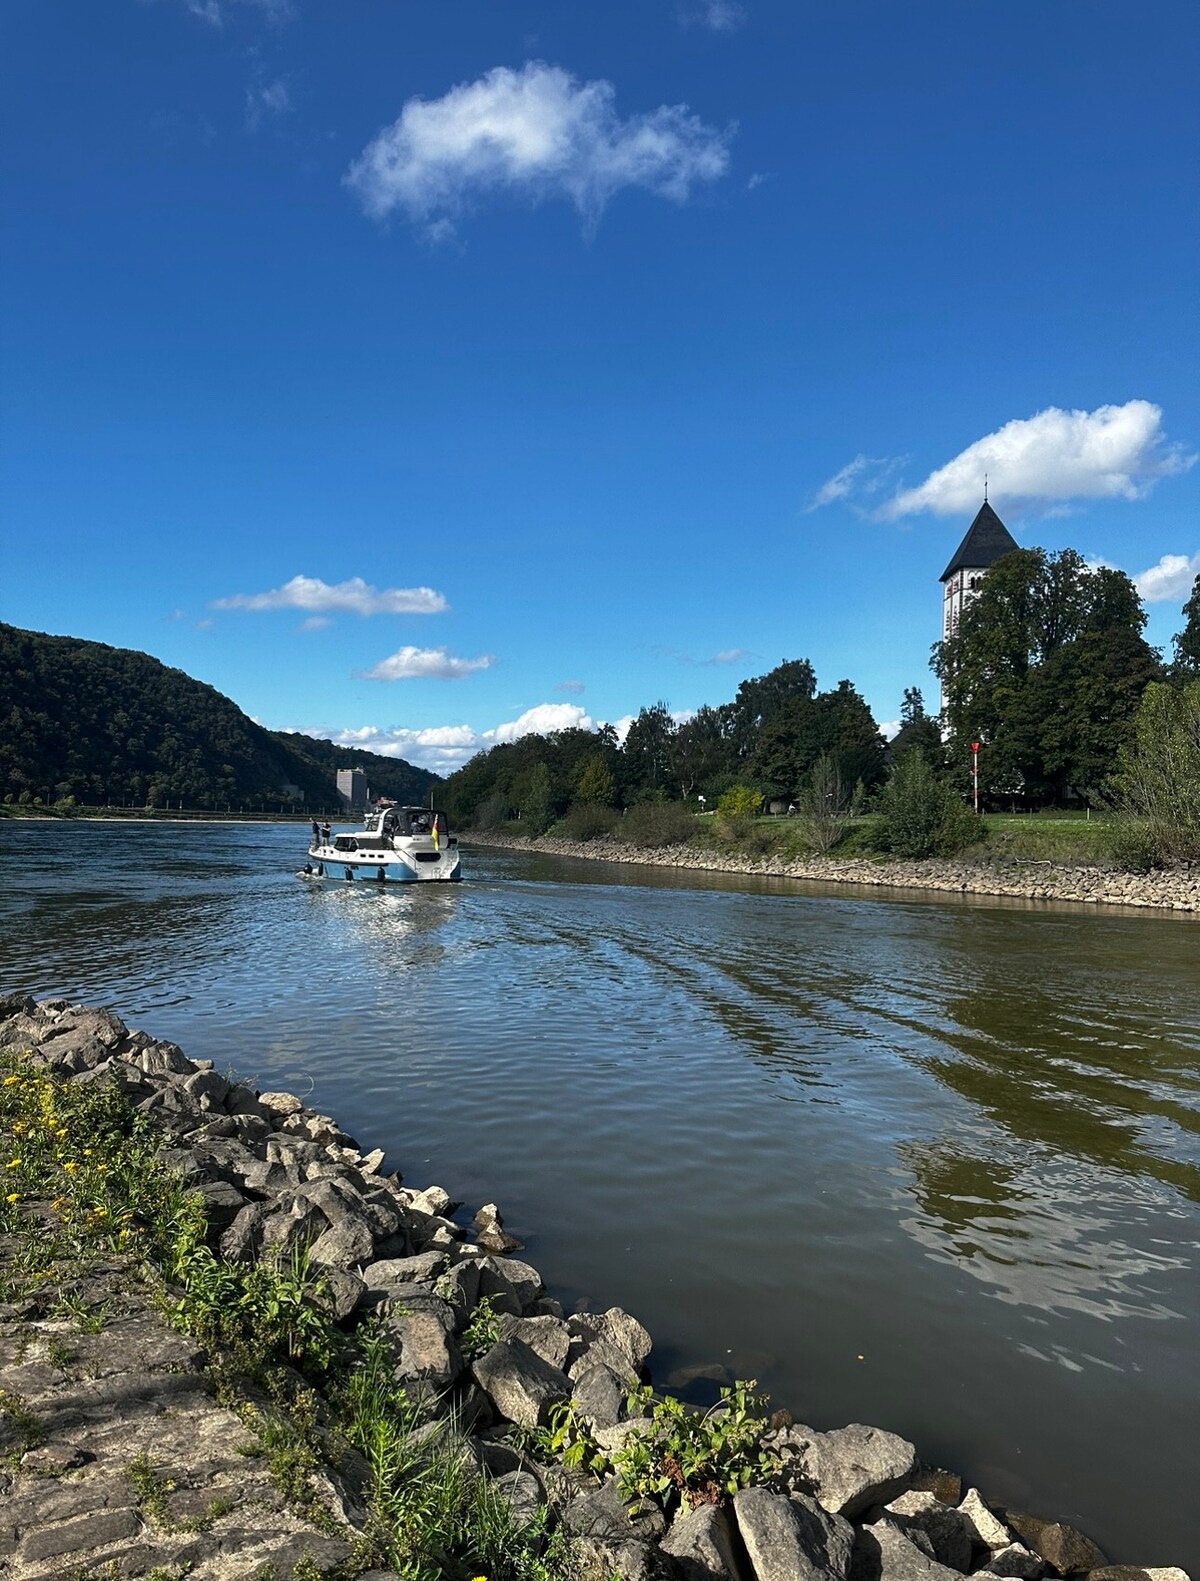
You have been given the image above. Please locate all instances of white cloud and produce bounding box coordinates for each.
[173,0,291,25]
[212,575,448,617]
[709,647,745,665]
[879,719,902,742]
[877,401,1195,521]
[1133,551,1200,604]
[608,714,636,746]
[306,702,608,773]
[807,453,905,511]
[345,60,733,235]
[556,679,585,694]
[298,616,331,631]
[246,76,291,130]
[303,723,478,774]
[359,646,494,681]
[683,1,746,31]
[483,702,595,742]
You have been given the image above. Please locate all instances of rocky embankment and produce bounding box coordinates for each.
[0,997,1190,1581]
[466,833,1200,913]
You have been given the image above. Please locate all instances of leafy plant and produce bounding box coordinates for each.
[612,1380,778,1512]
[535,1401,610,1482]
[460,1292,505,1361]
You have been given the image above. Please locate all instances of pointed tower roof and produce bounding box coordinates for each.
[939,501,1019,582]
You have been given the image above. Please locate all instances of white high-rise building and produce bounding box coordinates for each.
[336,768,368,812]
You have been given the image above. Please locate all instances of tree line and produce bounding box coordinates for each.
[442,557,1200,858]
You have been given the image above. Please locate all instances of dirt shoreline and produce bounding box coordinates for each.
[464,831,1200,914]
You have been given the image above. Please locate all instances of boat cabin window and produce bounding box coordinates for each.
[334,836,358,852]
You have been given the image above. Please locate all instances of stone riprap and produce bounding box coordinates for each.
[465,833,1200,914]
[0,996,1190,1581]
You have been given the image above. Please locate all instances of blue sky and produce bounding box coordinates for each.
[3,0,1198,771]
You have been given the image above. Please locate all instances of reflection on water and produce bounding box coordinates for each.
[0,824,1198,1566]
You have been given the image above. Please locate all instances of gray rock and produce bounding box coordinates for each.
[851,1520,966,1581]
[18,1507,142,1564]
[1002,1511,1106,1574]
[409,1185,457,1218]
[477,1225,526,1253]
[363,1252,449,1290]
[794,1423,916,1518]
[438,1259,482,1326]
[259,1089,304,1118]
[883,1491,973,1571]
[309,1218,376,1269]
[500,1314,572,1370]
[958,1489,1012,1550]
[181,1067,230,1110]
[195,1178,247,1231]
[382,1300,461,1390]
[575,1535,682,1581]
[982,1543,1045,1578]
[734,1486,854,1581]
[569,1308,653,1374]
[473,1337,570,1429]
[561,1475,667,1543]
[494,1468,545,1526]
[321,1267,367,1321]
[572,1363,630,1430]
[660,1502,745,1581]
[219,1201,268,1262]
[479,1255,544,1314]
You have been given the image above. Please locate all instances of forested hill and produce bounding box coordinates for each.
[0,623,438,810]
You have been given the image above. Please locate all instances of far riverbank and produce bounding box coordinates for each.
[464,830,1200,913]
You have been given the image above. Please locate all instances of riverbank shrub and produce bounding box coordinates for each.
[874,752,978,858]
[1105,681,1200,867]
[613,1380,779,1512]
[555,803,620,841]
[621,801,699,848]
[794,752,850,855]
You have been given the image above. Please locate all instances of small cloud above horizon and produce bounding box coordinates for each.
[345,60,733,238]
[680,1,746,32]
[1133,551,1200,604]
[245,75,292,131]
[212,575,448,617]
[556,679,585,694]
[357,645,494,681]
[811,402,1194,522]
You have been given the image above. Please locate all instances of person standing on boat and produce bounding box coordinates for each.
[321,820,331,846]
[311,819,320,847]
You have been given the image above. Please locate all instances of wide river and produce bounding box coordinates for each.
[1,821,1197,1565]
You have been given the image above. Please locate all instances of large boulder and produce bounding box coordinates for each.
[381,1297,461,1391]
[792,1424,917,1519]
[472,1337,570,1429]
[660,1503,746,1581]
[883,1491,973,1571]
[1002,1512,1106,1574]
[733,1486,854,1581]
[958,1490,1012,1551]
[851,1520,967,1581]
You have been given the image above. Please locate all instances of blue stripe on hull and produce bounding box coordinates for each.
[308,859,460,883]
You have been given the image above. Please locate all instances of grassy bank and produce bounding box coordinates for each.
[492,807,1124,870]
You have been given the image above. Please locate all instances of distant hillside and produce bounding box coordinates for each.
[0,623,439,810]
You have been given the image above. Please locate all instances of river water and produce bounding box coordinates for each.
[1,820,1197,1565]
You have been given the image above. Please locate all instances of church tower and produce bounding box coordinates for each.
[939,498,1019,642]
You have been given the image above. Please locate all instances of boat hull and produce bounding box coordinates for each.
[304,847,461,883]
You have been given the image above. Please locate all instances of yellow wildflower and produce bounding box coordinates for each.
[6,1159,20,1169]
[63,1161,78,1173]
[5,1193,17,1204]
[3,1074,19,1085]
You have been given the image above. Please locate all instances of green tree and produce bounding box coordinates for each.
[1108,681,1200,865]
[622,702,676,799]
[933,549,1152,803]
[574,752,617,808]
[795,752,849,854]
[876,751,977,858]
[516,761,556,836]
[1172,573,1200,681]
[889,685,943,765]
